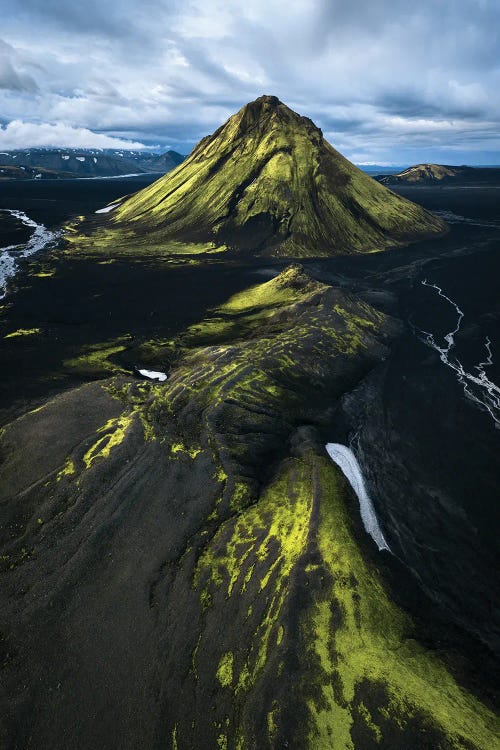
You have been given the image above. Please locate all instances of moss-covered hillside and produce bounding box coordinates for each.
[0,266,496,749]
[68,96,446,259]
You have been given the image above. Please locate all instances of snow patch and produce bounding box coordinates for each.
[138,368,167,382]
[95,203,119,214]
[325,443,390,551]
[86,173,144,180]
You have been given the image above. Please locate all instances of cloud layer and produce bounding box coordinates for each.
[1,0,499,163]
[0,120,147,150]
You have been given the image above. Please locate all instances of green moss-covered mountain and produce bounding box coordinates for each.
[71,95,446,258]
[379,163,461,183]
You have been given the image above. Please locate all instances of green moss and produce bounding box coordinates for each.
[4,327,40,338]
[214,467,228,483]
[101,379,160,442]
[57,458,75,481]
[219,266,311,314]
[195,458,314,699]
[64,337,131,375]
[357,702,383,744]
[200,589,212,612]
[170,442,202,459]
[83,413,133,468]
[267,701,280,743]
[216,652,234,688]
[65,223,226,259]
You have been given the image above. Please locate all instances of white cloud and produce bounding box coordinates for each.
[0,120,147,150]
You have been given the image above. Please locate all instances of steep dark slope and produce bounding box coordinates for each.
[72,96,446,259]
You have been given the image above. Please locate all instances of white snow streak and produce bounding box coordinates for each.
[325,442,390,551]
[95,203,119,214]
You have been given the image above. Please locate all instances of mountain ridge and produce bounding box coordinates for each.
[0,148,185,178]
[377,163,500,186]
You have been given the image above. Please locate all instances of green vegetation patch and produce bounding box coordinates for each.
[83,413,134,468]
[4,327,41,338]
[64,337,132,376]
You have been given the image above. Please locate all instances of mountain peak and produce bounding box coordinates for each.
[245,94,282,109]
[231,94,321,139]
[107,97,447,257]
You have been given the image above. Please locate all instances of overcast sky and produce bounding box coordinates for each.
[1,0,499,164]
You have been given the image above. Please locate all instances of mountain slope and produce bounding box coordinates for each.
[0,148,185,178]
[0,164,78,180]
[106,95,446,258]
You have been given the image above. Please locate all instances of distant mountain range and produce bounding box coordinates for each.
[0,148,185,179]
[376,163,500,185]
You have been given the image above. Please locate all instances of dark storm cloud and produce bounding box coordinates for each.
[3,0,163,41]
[0,0,498,162]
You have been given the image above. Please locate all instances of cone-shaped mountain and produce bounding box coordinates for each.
[110,95,446,257]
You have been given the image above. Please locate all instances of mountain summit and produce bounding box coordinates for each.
[108,95,446,257]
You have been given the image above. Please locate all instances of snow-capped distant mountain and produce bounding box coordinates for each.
[0,149,185,179]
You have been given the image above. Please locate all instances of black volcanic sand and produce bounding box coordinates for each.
[0,174,161,228]
[0,182,499,748]
[0,211,33,247]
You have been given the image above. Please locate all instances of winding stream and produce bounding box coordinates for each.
[0,209,59,297]
[417,280,500,427]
